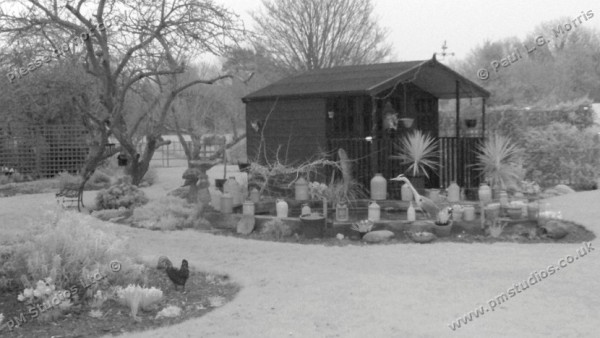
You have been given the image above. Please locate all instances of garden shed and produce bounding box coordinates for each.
[242,55,491,196]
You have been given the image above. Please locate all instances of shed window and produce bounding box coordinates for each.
[327,97,366,138]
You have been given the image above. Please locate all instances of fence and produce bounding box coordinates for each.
[327,136,482,198]
[0,124,89,178]
[438,137,482,191]
[0,124,224,178]
[136,141,218,167]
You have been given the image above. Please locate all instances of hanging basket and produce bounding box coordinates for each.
[399,118,414,128]
[117,154,128,166]
[464,119,477,129]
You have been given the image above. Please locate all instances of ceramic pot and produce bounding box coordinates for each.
[300,213,325,239]
[294,177,309,201]
[370,173,387,200]
[484,203,501,220]
[478,183,492,204]
[463,205,476,221]
[447,182,460,203]
[433,220,453,237]
[368,201,381,221]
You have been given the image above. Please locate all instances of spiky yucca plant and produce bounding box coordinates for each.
[391,130,439,178]
[475,134,523,190]
[116,284,163,319]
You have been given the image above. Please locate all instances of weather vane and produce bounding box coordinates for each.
[435,40,455,60]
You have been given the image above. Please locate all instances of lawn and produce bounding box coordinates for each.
[1,166,599,337]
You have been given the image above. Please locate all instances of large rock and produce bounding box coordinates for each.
[539,220,569,240]
[554,184,576,195]
[362,230,394,243]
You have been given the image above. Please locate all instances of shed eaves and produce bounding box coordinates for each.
[243,60,426,100]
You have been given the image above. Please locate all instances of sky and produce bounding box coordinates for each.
[218,0,600,62]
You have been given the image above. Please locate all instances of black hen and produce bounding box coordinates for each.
[166,259,189,291]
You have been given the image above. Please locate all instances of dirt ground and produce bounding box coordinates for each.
[1,166,599,337]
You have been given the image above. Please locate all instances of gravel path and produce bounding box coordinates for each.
[1,169,599,337]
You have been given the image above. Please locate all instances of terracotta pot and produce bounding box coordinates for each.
[433,220,453,237]
[506,207,522,220]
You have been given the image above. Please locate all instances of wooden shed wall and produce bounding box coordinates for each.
[246,98,327,164]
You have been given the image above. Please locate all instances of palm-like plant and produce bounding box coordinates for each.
[475,134,523,190]
[390,130,439,178]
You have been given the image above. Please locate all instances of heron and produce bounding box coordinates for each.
[390,174,440,219]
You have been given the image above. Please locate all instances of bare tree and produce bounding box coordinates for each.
[251,0,392,72]
[0,0,245,187]
[457,20,600,107]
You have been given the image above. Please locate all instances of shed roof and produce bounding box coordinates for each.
[243,56,490,102]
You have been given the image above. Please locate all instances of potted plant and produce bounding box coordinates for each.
[484,202,501,221]
[432,207,453,237]
[390,130,439,192]
[474,133,523,196]
[520,180,541,201]
[350,219,374,238]
[301,181,330,237]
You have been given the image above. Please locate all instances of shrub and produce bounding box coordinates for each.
[95,182,148,210]
[96,158,123,180]
[0,175,10,185]
[261,218,292,239]
[140,167,158,186]
[0,169,30,185]
[86,170,112,190]
[0,208,140,292]
[56,171,82,190]
[11,172,25,183]
[131,196,196,230]
[523,122,600,189]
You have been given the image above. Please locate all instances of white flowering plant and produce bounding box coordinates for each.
[116,284,163,319]
[351,220,374,233]
[436,208,452,225]
[17,277,73,313]
[308,182,329,200]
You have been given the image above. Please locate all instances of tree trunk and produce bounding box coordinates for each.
[124,134,170,185]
